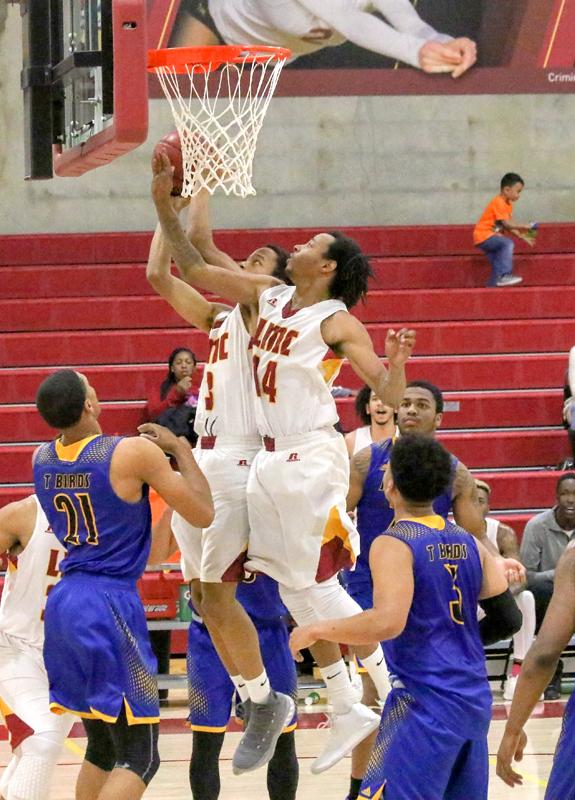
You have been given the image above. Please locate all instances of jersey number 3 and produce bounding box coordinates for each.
[54,493,99,546]
[444,563,464,625]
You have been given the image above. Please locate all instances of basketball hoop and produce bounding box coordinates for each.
[148,45,291,198]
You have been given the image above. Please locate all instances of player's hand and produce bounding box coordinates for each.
[444,38,477,78]
[496,728,527,787]
[170,195,191,214]
[138,422,183,455]
[151,151,175,205]
[501,557,526,585]
[289,625,318,661]
[384,328,416,367]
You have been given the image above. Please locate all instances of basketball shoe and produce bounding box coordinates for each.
[232,691,295,774]
[311,703,380,774]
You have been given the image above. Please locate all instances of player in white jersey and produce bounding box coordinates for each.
[146,194,295,775]
[475,479,536,701]
[172,0,476,78]
[152,153,416,773]
[344,384,396,457]
[0,495,74,800]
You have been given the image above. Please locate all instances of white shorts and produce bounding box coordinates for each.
[172,436,261,583]
[0,634,74,751]
[246,428,359,590]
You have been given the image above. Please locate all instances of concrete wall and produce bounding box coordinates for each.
[1,4,574,235]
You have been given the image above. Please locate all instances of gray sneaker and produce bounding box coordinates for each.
[232,691,295,775]
[496,274,523,287]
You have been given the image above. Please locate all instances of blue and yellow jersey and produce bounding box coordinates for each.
[33,435,151,579]
[351,438,457,585]
[383,516,492,740]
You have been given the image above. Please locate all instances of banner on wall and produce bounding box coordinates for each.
[147,0,575,97]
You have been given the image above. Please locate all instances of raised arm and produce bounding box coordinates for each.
[497,548,575,788]
[146,220,229,333]
[151,152,277,307]
[321,312,415,410]
[186,189,241,272]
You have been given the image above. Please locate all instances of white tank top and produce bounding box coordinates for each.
[485,516,500,551]
[352,425,373,455]
[208,0,346,58]
[252,284,346,437]
[194,305,259,439]
[0,497,65,650]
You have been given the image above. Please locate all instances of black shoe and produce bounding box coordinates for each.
[544,660,563,700]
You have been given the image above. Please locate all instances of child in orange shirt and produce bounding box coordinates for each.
[474,173,535,287]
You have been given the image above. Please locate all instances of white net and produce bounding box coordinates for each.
[154,51,288,197]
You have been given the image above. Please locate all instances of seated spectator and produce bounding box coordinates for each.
[146,347,198,445]
[519,473,575,699]
[475,479,536,700]
[344,384,396,457]
[559,345,575,470]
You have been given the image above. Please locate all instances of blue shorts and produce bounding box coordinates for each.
[343,574,373,611]
[360,688,488,800]
[187,614,297,732]
[546,691,575,799]
[44,573,159,724]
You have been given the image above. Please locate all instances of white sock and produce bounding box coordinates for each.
[244,670,272,704]
[231,674,249,703]
[320,659,357,714]
[360,645,391,701]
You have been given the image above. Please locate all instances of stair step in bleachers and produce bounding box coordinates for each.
[3,286,574,332]
[1,223,573,542]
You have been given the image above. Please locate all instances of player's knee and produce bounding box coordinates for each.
[278,584,318,626]
[6,752,59,800]
[116,722,160,786]
[19,730,63,761]
[200,584,235,623]
[84,720,116,773]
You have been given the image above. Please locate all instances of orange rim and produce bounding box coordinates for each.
[148,44,292,74]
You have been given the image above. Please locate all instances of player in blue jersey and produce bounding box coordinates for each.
[290,434,522,800]
[148,508,299,800]
[497,474,575,799]
[33,369,214,800]
[342,379,525,799]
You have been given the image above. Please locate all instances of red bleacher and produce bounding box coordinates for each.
[0,223,572,534]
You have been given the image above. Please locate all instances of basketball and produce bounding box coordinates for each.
[153,130,183,195]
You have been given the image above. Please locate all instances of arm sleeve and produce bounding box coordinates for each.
[478,589,523,645]
[146,385,184,420]
[278,0,441,67]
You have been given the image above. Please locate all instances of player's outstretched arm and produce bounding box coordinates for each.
[151,152,277,307]
[322,312,415,410]
[186,189,240,272]
[146,221,230,333]
[0,495,37,553]
[289,536,413,658]
[497,548,575,786]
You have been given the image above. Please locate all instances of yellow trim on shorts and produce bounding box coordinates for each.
[186,722,229,733]
[49,700,159,725]
[123,699,160,726]
[0,696,14,718]
[353,654,368,675]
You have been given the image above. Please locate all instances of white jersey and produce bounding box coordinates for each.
[352,425,373,455]
[194,304,259,439]
[0,497,65,650]
[252,284,346,437]
[208,0,450,66]
[485,516,500,551]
